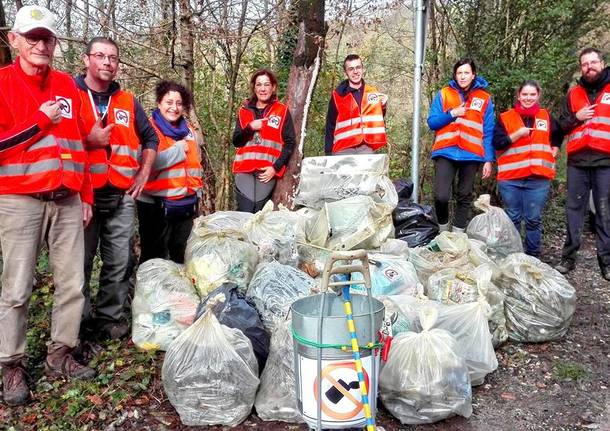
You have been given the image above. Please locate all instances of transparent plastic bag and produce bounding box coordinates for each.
[246,262,315,332]
[408,246,470,286]
[254,319,303,423]
[294,154,397,209]
[162,295,260,426]
[132,259,200,351]
[466,194,523,259]
[379,238,411,259]
[193,211,253,232]
[244,201,302,266]
[426,264,507,347]
[185,227,259,296]
[350,253,423,297]
[379,307,472,424]
[498,253,577,342]
[295,206,330,247]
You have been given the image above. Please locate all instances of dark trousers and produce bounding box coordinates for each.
[562,165,610,269]
[137,200,194,264]
[433,157,480,228]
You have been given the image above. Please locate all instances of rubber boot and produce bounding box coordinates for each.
[452,226,465,233]
[438,223,450,232]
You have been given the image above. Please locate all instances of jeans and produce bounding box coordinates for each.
[498,178,550,257]
[433,157,481,228]
[561,165,610,269]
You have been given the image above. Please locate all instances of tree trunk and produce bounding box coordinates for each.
[272,0,327,208]
[178,0,216,214]
[0,0,11,66]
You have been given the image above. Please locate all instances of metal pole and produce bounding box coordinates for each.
[410,0,428,203]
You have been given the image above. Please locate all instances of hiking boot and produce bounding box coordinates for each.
[555,259,575,274]
[2,364,30,406]
[98,321,130,340]
[601,267,610,281]
[45,346,96,380]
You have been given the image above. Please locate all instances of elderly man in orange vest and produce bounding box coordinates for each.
[0,5,96,406]
[324,54,388,155]
[75,37,158,341]
[556,48,610,280]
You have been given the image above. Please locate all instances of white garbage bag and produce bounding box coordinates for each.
[466,194,523,259]
[193,210,253,232]
[254,319,303,423]
[132,259,200,351]
[162,294,260,427]
[379,307,472,424]
[246,262,316,332]
[498,253,577,342]
[350,253,423,297]
[294,154,398,209]
[185,227,259,296]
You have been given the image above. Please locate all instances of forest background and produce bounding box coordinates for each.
[1,0,609,211]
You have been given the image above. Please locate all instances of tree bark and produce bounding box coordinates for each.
[272,0,327,209]
[0,0,11,66]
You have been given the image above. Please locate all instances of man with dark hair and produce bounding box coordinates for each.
[324,54,388,155]
[0,5,95,406]
[556,48,610,280]
[74,37,158,340]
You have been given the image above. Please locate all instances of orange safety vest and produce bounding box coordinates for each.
[0,65,89,197]
[233,100,288,178]
[78,88,141,190]
[332,84,387,153]
[144,122,203,199]
[496,109,555,181]
[432,86,490,157]
[566,82,610,155]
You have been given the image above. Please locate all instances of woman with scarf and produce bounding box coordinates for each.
[137,80,203,263]
[232,69,295,213]
[493,79,563,257]
[427,58,495,233]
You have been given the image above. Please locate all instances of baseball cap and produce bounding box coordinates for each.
[11,5,58,36]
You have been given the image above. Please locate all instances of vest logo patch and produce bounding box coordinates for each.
[114,109,130,126]
[55,96,72,119]
[469,97,484,112]
[187,129,194,139]
[601,93,610,105]
[535,119,548,131]
[367,93,380,104]
[268,115,281,129]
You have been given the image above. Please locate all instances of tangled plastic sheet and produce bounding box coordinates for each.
[132,259,200,351]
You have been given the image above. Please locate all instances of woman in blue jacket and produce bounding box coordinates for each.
[427,58,495,232]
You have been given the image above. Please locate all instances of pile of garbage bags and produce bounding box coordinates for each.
[132,154,577,428]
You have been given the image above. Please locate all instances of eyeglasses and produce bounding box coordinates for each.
[20,33,57,46]
[581,59,601,68]
[88,52,119,64]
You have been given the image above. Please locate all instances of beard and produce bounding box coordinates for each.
[583,69,602,83]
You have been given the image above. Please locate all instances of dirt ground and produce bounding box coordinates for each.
[1,230,609,431]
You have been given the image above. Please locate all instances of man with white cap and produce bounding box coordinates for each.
[0,5,95,406]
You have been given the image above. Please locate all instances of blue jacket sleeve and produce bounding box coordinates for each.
[427,91,455,131]
[482,98,495,162]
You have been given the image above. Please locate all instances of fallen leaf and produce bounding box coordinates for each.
[86,394,104,406]
[500,392,517,401]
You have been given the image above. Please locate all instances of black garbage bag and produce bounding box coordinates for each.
[394,179,414,199]
[393,198,439,247]
[198,283,270,373]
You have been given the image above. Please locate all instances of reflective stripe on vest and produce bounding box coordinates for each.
[432,86,489,157]
[233,101,288,178]
[496,108,555,180]
[566,83,610,156]
[144,122,203,199]
[332,85,387,153]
